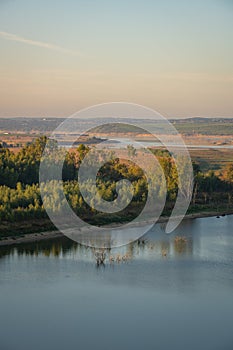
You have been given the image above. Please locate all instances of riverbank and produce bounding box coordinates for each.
[1,209,232,247]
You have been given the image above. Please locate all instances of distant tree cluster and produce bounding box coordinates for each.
[0,137,233,226]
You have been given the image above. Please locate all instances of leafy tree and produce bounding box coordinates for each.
[225,163,233,182]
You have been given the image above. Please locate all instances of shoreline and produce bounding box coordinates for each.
[0,210,232,247]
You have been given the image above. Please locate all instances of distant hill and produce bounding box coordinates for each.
[170,117,233,123]
[0,118,65,133]
[170,118,233,135]
[0,117,233,135]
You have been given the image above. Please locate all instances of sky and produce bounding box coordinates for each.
[0,0,233,118]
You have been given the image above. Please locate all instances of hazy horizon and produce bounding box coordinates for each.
[0,114,232,120]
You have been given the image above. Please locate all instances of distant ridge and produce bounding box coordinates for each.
[170,117,233,123]
[0,117,233,135]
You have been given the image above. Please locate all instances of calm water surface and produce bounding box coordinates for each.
[0,215,233,350]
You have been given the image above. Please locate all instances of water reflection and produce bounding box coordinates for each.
[1,216,233,350]
[0,228,194,264]
[1,215,233,265]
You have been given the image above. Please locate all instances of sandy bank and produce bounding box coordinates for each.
[0,210,232,247]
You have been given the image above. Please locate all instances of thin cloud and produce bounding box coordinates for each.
[0,31,83,56]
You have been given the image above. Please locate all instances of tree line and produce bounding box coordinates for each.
[0,137,233,225]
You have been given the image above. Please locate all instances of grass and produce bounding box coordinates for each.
[0,218,56,239]
[189,148,233,172]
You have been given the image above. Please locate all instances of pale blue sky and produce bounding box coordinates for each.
[0,0,232,117]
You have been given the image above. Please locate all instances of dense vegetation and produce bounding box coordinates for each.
[0,137,233,236]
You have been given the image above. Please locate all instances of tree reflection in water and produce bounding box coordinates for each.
[0,231,193,264]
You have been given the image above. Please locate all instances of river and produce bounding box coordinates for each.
[0,215,233,350]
